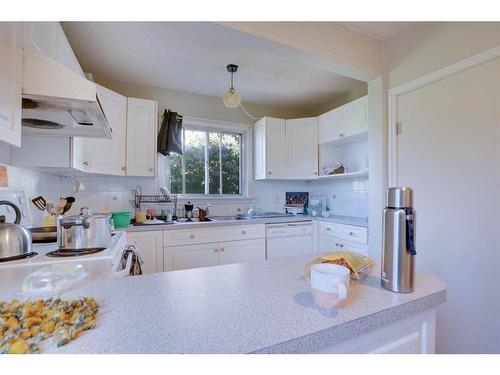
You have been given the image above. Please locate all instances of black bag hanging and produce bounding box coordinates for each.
[157,109,183,156]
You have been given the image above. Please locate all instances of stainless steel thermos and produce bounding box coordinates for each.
[381,187,416,293]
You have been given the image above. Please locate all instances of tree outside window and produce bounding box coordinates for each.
[170,127,241,195]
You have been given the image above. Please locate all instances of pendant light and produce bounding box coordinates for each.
[223,64,242,109]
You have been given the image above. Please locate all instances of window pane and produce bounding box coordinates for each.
[184,129,206,194]
[208,132,221,194]
[170,153,183,194]
[221,133,241,195]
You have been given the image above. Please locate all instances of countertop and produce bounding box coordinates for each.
[48,256,446,354]
[122,214,369,233]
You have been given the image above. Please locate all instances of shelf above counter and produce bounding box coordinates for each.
[317,171,369,180]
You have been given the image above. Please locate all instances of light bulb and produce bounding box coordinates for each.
[223,88,241,109]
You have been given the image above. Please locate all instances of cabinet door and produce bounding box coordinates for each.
[0,23,23,147]
[285,117,318,179]
[318,96,367,144]
[254,117,286,180]
[73,85,127,175]
[219,239,265,266]
[164,242,219,271]
[126,230,163,274]
[126,98,157,176]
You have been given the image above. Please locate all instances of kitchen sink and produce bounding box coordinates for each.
[210,215,252,221]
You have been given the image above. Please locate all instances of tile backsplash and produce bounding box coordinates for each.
[3,163,368,225]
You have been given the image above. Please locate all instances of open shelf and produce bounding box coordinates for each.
[317,171,369,180]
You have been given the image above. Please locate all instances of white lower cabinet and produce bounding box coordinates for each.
[165,239,266,271]
[318,222,368,255]
[219,239,266,265]
[167,243,219,271]
[126,231,163,275]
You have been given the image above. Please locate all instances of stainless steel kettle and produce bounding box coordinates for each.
[0,200,33,261]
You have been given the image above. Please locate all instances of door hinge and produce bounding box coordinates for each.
[396,122,402,135]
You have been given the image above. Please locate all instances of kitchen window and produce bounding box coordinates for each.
[168,119,249,196]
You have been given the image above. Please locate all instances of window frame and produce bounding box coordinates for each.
[165,116,251,199]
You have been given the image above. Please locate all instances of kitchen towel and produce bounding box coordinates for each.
[157,109,183,156]
[120,244,144,276]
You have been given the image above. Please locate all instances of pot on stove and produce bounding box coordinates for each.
[57,207,112,251]
[0,200,34,261]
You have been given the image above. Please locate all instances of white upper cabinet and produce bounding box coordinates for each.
[0,23,23,147]
[318,96,368,144]
[23,22,84,77]
[254,117,286,180]
[126,97,158,177]
[72,85,127,175]
[285,117,318,179]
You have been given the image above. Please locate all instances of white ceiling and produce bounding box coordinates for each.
[62,22,367,111]
[343,22,417,41]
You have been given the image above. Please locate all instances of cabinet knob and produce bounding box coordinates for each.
[268,171,272,175]
[220,247,224,252]
[83,161,89,166]
[349,232,354,236]
[314,171,318,175]
[121,166,127,171]
[190,234,195,239]
[241,230,246,235]
[148,167,153,172]
[326,227,331,231]
[214,248,218,253]
[339,133,345,137]
[335,242,339,247]
[340,243,344,248]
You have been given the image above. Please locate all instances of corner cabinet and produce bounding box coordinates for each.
[318,96,367,144]
[285,117,318,179]
[254,117,286,180]
[73,84,128,175]
[0,23,23,147]
[126,98,158,177]
[254,117,318,180]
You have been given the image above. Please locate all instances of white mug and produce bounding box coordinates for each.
[310,263,350,309]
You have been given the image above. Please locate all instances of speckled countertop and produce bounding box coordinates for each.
[49,256,446,354]
[122,214,369,233]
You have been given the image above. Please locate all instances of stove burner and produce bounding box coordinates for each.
[46,248,106,258]
[0,252,38,263]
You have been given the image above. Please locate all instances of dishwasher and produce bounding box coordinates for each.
[266,221,314,259]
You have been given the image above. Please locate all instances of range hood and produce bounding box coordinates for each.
[21,49,112,139]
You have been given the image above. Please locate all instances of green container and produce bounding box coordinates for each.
[112,211,132,229]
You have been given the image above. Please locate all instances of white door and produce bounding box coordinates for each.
[126,231,163,274]
[165,243,219,271]
[395,57,500,353]
[219,239,266,265]
[0,23,22,147]
[285,118,318,179]
[126,97,157,176]
[73,85,127,175]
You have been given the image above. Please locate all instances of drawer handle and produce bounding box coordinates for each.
[241,230,246,235]
[326,227,331,231]
[148,167,153,172]
[190,234,195,239]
